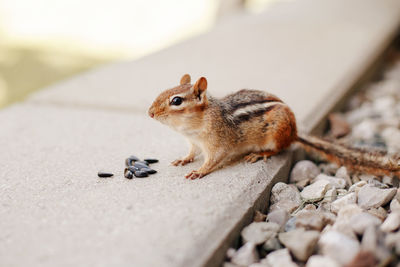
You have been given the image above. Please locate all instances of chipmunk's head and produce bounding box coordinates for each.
[148,74,208,132]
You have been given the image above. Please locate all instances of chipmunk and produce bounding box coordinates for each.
[148,74,400,179]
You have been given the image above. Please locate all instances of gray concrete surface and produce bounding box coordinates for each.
[2,0,400,266]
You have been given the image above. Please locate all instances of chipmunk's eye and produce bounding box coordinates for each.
[171,96,183,106]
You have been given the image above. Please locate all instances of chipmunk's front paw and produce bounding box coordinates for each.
[171,157,194,166]
[185,170,205,180]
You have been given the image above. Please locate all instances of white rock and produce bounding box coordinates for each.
[322,188,337,204]
[367,207,387,221]
[241,222,280,244]
[361,225,377,252]
[352,119,378,140]
[335,166,352,187]
[270,183,301,205]
[269,199,299,214]
[278,228,319,261]
[262,236,282,252]
[336,189,348,198]
[372,96,396,112]
[226,248,236,259]
[382,127,400,153]
[314,173,346,189]
[357,185,396,209]
[231,242,259,266]
[263,248,298,267]
[290,160,320,183]
[301,180,331,201]
[350,212,381,235]
[390,198,400,212]
[383,175,394,186]
[249,263,271,267]
[295,209,326,231]
[380,212,400,232]
[306,255,340,267]
[336,204,362,223]
[348,181,367,193]
[267,209,289,230]
[331,192,357,214]
[318,231,360,265]
[384,231,400,254]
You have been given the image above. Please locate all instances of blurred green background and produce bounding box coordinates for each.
[0,0,279,108]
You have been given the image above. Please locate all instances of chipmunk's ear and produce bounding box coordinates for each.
[180,74,191,85]
[192,77,207,100]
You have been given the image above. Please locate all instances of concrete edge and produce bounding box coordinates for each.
[202,151,293,267]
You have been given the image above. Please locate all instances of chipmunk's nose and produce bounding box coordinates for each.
[148,107,155,118]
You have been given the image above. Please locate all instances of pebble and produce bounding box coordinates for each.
[295,209,326,231]
[230,242,259,266]
[269,200,299,214]
[335,166,352,187]
[349,212,381,235]
[367,178,389,189]
[318,230,360,265]
[384,231,400,254]
[97,172,114,178]
[357,185,396,209]
[367,207,387,221]
[267,209,289,230]
[348,181,367,193]
[361,225,377,252]
[390,198,400,212]
[318,163,338,175]
[323,188,337,203]
[306,255,340,267]
[278,228,319,261]
[300,180,331,202]
[331,193,357,214]
[144,158,159,164]
[263,248,298,267]
[314,173,346,189]
[262,236,282,252]
[352,119,378,140]
[380,212,400,232]
[284,216,296,232]
[241,222,280,245]
[289,160,320,183]
[270,182,301,205]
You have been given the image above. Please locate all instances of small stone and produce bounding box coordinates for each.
[289,160,320,183]
[368,178,389,189]
[318,231,360,265]
[380,212,400,232]
[350,212,381,235]
[328,113,351,138]
[144,158,159,164]
[249,263,271,267]
[383,175,394,186]
[295,210,326,231]
[253,210,267,222]
[361,225,377,252]
[97,171,113,178]
[314,173,346,189]
[231,242,259,266]
[367,207,387,221]
[390,198,400,212]
[352,119,378,140]
[262,236,282,252]
[323,188,337,203]
[357,185,396,209]
[241,222,280,245]
[382,127,400,152]
[284,216,296,232]
[348,181,367,193]
[226,248,236,259]
[331,192,357,214]
[319,163,338,175]
[133,170,148,178]
[267,209,289,230]
[270,183,301,205]
[278,228,319,261]
[295,179,309,190]
[300,180,331,202]
[384,231,400,254]
[306,255,340,267]
[263,248,298,267]
[358,174,375,182]
[336,188,348,198]
[335,166,352,187]
[269,200,299,214]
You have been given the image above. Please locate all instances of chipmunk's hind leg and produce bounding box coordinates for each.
[244,151,279,163]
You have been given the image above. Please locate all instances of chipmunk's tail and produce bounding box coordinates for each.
[297,133,400,176]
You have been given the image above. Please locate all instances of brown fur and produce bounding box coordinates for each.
[149,74,400,179]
